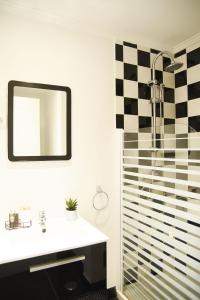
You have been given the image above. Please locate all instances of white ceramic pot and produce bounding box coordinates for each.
[66,210,78,221]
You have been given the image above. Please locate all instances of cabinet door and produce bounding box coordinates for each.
[0,243,107,300]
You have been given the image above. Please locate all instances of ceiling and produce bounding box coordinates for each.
[0,0,200,49]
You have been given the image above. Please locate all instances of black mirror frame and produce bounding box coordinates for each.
[8,80,71,161]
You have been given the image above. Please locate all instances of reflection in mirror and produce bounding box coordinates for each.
[13,87,66,156]
[8,81,71,161]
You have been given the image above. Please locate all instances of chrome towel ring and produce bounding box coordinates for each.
[92,186,109,211]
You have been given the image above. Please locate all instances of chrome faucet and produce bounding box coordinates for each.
[39,210,46,233]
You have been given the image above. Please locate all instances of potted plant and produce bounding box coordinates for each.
[65,198,78,221]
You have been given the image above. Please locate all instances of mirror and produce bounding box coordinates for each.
[8,81,71,161]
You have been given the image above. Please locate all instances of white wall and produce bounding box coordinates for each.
[0,13,121,288]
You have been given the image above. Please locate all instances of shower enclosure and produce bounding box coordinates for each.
[121,125,200,300]
[120,52,200,299]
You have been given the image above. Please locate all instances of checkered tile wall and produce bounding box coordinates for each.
[175,41,200,133]
[115,40,200,133]
[115,41,175,132]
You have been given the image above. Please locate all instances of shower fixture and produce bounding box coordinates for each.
[148,51,183,148]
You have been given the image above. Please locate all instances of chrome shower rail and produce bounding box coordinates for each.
[148,51,183,148]
[121,129,200,300]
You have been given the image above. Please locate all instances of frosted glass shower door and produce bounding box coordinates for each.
[121,126,200,300]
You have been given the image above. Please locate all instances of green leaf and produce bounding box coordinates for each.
[65,198,78,211]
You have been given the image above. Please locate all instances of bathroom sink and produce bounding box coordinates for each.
[0,217,108,265]
[1,219,76,248]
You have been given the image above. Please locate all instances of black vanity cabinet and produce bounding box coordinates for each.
[0,242,106,300]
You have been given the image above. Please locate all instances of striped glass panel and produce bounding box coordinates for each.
[122,130,200,300]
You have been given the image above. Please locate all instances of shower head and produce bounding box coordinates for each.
[151,51,183,81]
[165,61,183,72]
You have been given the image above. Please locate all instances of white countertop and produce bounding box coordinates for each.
[0,217,108,265]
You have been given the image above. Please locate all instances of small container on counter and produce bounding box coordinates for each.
[19,206,32,224]
[9,211,19,229]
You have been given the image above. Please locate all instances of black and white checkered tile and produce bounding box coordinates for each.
[115,41,175,132]
[175,41,200,134]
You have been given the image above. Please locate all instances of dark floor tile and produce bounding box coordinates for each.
[76,288,118,300]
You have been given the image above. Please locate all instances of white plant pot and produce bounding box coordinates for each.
[66,210,78,221]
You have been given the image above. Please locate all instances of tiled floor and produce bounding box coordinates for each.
[76,288,118,299]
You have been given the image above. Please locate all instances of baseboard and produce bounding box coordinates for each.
[117,290,128,300]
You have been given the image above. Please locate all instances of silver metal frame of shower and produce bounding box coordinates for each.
[148,51,183,148]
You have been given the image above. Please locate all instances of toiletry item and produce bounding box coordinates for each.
[6,209,31,230]
[9,212,19,228]
[19,206,31,224]
[14,212,19,227]
[9,212,15,229]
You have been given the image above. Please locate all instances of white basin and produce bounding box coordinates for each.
[0,217,108,265]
